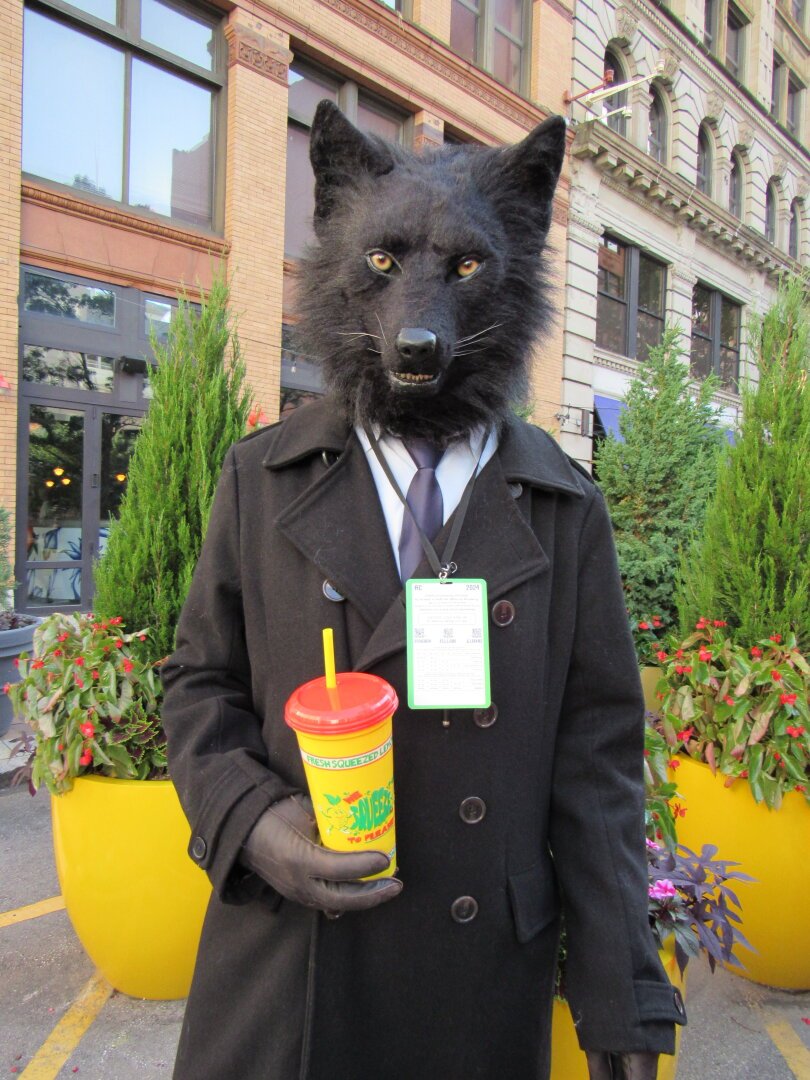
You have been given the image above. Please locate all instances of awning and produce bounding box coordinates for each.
[593,395,627,442]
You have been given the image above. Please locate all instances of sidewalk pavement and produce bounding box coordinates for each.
[2,766,809,1079]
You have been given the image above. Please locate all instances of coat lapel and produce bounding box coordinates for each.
[268,401,588,674]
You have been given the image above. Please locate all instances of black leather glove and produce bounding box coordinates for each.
[241,793,403,913]
[585,1052,659,1080]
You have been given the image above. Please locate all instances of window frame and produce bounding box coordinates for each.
[725,3,747,81]
[604,48,629,138]
[786,74,803,137]
[450,0,531,96]
[690,283,742,394]
[595,234,668,363]
[765,182,778,246]
[696,124,713,196]
[647,85,668,165]
[788,200,801,260]
[729,152,744,219]
[23,0,225,232]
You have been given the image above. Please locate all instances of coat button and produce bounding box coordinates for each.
[491,600,515,627]
[508,482,523,499]
[191,836,207,861]
[473,703,498,728]
[450,896,479,923]
[673,988,686,1018]
[459,796,487,824]
[322,580,345,602]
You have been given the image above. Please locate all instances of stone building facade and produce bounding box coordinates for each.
[2,0,572,612]
[559,0,809,464]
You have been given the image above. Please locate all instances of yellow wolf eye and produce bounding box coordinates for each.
[456,257,481,278]
[367,251,394,274]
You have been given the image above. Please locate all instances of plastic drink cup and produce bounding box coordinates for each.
[285,672,398,879]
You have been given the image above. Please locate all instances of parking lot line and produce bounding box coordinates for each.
[765,1015,810,1080]
[19,970,112,1080]
[0,896,65,929]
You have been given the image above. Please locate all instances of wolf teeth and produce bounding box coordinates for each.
[393,372,436,382]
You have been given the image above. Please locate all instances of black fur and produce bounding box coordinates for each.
[294,101,567,446]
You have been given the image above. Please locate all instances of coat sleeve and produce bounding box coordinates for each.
[548,485,686,1054]
[160,446,301,902]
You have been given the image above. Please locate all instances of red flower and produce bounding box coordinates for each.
[656,650,668,662]
[797,786,807,794]
[781,693,798,706]
[724,695,735,706]
[638,621,650,630]
[103,646,110,653]
[643,749,650,758]
[772,670,783,682]
[750,646,763,657]
[53,649,62,657]
[122,659,134,674]
[673,803,687,818]
[114,639,123,649]
[57,743,64,751]
[655,829,663,839]
[92,670,99,680]
[668,758,680,770]
[787,725,805,738]
[676,727,695,741]
[713,620,727,627]
[773,751,783,764]
[79,750,93,767]
[75,657,84,667]
[696,618,708,629]
[770,634,782,643]
[92,623,103,631]
[699,648,712,662]
[675,649,684,659]
[652,617,662,628]
[109,616,123,626]
[57,633,69,642]
[683,666,693,674]
[740,769,749,778]
[80,722,94,737]
[31,659,44,670]
[138,634,146,642]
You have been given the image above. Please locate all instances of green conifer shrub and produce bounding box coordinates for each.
[595,327,724,648]
[92,276,253,660]
[677,275,810,648]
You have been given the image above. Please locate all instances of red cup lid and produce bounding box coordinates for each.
[285,672,398,735]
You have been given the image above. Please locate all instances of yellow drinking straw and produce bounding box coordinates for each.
[323,627,337,689]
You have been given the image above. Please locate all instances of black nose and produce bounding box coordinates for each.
[395,328,437,364]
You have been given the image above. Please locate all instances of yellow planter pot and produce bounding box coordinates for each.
[51,775,212,1000]
[672,755,810,990]
[551,945,684,1080]
[640,666,663,717]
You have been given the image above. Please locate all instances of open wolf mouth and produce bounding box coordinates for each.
[389,370,442,391]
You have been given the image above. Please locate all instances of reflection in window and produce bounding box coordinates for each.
[696,126,712,195]
[691,284,741,392]
[23,347,115,393]
[596,236,628,356]
[24,271,115,326]
[145,299,175,343]
[647,87,667,164]
[450,0,527,92]
[789,200,801,260]
[786,76,800,136]
[704,0,716,47]
[636,253,666,362]
[765,183,778,245]
[771,55,783,117]
[280,323,324,418]
[99,414,143,555]
[27,406,84,564]
[604,49,628,137]
[726,5,745,79]
[729,154,743,219]
[596,236,666,361]
[22,4,219,227]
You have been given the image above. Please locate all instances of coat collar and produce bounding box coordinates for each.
[263,397,588,499]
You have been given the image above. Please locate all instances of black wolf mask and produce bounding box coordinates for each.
[294,101,567,445]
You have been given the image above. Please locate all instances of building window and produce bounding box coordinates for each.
[725,5,747,80]
[704,0,717,48]
[691,284,742,393]
[789,200,801,259]
[786,75,802,137]
[729,153,743,219]
[647,86,667,164]
[596,236,667,362]
[22,2,223,230]
[280,325,324,418]
[792,0,805,23]
[765,182,778,245]
[603,49,628,137]
[450,0,529,93]
[697,125,713,195]
[17,266,180,612]
[284,61,408,261]
[771,55,784,117]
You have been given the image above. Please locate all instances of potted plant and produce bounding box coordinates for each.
[8,612,211,999]
[655,622,809,989]
[0,505,42,739]
[550,725,747,1079]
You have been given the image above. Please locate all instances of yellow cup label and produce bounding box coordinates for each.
[300,735,392,772]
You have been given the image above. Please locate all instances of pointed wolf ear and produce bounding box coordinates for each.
[499,115,567,201]
[309,100,395,224]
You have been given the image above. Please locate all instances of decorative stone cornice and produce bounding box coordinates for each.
[571,122,791,277]
[21,180,229,256]
[773,155,788,178]
[657,47,680,83]
[224,24,293,85]
[705,90,725,123]
[738,123,755,150]
[594,349,639,376]
[615,5,639,43]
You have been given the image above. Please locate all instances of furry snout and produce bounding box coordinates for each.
[390,328,443,391]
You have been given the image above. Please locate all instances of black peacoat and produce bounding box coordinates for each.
[161,398,686,1080]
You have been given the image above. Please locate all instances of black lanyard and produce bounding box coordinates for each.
[363,427,488,581]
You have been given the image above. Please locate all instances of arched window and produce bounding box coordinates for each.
[696,125,712,196]
[765,182,778,245]
[729,153,743,219]
[604,49,628,137]
[789,200,801,260]
[647,86,667,164]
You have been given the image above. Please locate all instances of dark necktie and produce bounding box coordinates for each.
[398,438,444,583]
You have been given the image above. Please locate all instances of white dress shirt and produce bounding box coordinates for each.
[355,425,499,578]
